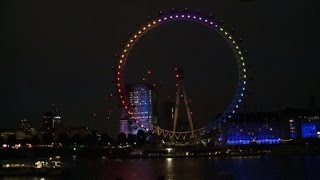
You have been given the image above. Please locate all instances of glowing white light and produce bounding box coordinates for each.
[243,69,246,72]
[224,32,228,35]
[175,15,178,18]
[220,28,224,31]
[181,15,185,18]
[164,17,167,20]
[187,15,190,18]
[232,111,235,113]
[239,99,242,102]
[153,21,156,24]
[241,57,244,60]
[238,51,242,55]
[120,60,123,63]
[143,27,146,30]
[121,55,124,58]
[118,65,121,69]
[215,24,218,27]
[242,87,245,90]
[117,83,120,87]
[134,35,137,38]
[210,22,213,25]
[138,31,141,34]
[236,46,239,49]
[193,16,196,19]
[199,17,202,20]
[205,19,208,22]
[170,16,173,18]
[242,63,245,66]
[148,24,151,27]
[244,75,247,78]
[236,105,239,108]
[229,36,232,39]
[241,93,244,96]
[232,41,236,44]
[158,19,161,22]
[127,44,130,47]
[130,40,133,43]
[244,81,246,84]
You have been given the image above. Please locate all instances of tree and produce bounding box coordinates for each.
[117,133,127,146]
[127,133,136,145]
[137,130,146,146]
[71,134,82,145]
[57,132,70,147]
[42,133,53,145]
[100,133,112,146]
[7,134,17,146]
[85,130,98,147]
[30,135,40,146]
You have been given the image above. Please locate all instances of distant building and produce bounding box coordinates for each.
[67,126,89,138]
[119,120,129,135]
[41,110,63,132]
[19,119,31,132]
[158,101,174,130]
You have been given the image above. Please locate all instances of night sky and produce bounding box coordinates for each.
[1,0,319,137]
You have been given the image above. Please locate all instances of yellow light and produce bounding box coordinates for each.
[236,46,239,49]
[220,28,224,31]
[229,36,232,39]
[241,57,244,60]
[225,32,228,35]
[242,63,245,66]
[238,51,242,55]
[243,69,246,72]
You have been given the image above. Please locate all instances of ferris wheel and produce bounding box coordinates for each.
[115,10,247,140]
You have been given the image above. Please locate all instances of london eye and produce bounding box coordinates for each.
[115,11,247,140]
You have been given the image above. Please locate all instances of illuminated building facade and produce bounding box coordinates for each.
[223,112,282,145]
[128,83,158,134]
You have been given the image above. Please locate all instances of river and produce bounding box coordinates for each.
[1,155,319,180]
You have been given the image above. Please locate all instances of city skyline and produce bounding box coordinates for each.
[1,1,320,137]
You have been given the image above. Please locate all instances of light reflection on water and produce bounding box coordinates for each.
[1,156,319,180]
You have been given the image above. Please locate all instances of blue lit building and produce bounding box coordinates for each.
[122,83,158,135]
[221,109,320,146]
[222,112,282,145]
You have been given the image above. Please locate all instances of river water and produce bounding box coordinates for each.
[1,155,319,180]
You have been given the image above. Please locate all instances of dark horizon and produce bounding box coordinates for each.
[1,0,320,137]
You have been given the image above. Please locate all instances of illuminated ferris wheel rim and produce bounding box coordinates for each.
[116,11,247,138]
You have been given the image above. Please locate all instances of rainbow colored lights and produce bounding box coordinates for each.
[116,12,247,138]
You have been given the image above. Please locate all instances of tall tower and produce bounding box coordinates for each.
[173,68,195,137]
[128,83,158,134]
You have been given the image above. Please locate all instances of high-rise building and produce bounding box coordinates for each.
[42,109,62,132]
[125,83,158,134]
[158,101,174,130]
[20,119,31,132]
[42,111,53,131]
